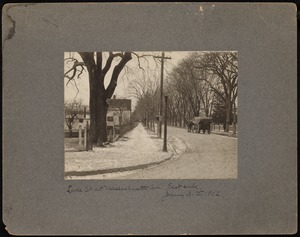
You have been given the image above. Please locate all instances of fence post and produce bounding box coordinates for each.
[113,125,115,141]
[79,125,82,147]
[86,121,92,151]
[84,124,87,150]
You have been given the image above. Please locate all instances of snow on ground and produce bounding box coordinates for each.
[93,127,237,179]
[65,123,173,176]
[65,124,237,180]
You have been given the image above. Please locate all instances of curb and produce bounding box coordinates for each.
[65,124,176,177]
[65,152,174,177]
[211,132,238,138]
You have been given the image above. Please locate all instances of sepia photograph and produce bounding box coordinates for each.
[64,51,238,179]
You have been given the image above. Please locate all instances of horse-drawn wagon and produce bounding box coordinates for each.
[186,117,212,134]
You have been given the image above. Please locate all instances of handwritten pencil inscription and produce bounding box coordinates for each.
[67,182,221,201]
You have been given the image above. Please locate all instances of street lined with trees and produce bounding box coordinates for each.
[64,51,238,149]
[132,51,238,133]
[64,51,238,179]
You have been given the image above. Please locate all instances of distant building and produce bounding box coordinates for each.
[64,108,90,132]
[107,95,131,126]
[64,96,132,139]
[106,96,131,139]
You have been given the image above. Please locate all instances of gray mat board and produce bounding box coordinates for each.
[2,3,297,235]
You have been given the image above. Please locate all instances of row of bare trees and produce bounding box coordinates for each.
[132,52,238,132]
[64,51,237,147]
[64,99,84,137]
[129,74,160,131]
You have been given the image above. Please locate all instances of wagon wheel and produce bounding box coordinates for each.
[193,124,199,133]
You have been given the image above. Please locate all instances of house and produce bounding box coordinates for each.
[64,107,90,136]
[106,95,131,126]
[64,96,131,139]
[106,96,131,139]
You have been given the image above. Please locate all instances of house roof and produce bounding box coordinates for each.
[107,99,131,111]
[66,99,132,116]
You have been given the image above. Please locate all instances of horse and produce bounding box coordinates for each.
[185,120,194,132]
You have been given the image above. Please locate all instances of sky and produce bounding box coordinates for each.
[64,51,192,109]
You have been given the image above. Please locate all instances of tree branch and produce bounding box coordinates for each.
[101,52,125,77]
[106,52,132,98]
[78,52,95,70]
[96,52,103,73]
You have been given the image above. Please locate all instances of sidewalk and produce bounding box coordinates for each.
[211,130,238,138]
[65,123,173,177]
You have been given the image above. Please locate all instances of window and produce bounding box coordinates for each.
[79,118,84,123]
[107,116,113,122]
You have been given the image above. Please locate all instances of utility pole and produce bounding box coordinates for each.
[163,95,168,152]
[154,52,171,138]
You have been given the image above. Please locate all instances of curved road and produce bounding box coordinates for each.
[86,126,237,179]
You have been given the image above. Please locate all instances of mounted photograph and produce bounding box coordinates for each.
[64,51,238,179]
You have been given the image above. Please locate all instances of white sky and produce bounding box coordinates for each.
[64,51,192,109]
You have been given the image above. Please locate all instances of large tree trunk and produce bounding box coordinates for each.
[96,98,108,146]
[86,58,108,146]
[79,52,132,148]
[87,64,107,146]
[89,77,97,144]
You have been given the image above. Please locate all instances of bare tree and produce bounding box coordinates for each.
[193,52,238,131]
[169,61,200,117]
[65,52,132,146]
[165,55,217,128]
[129,73,160,131]
[64,52,159,147]
[64,99,83,137]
